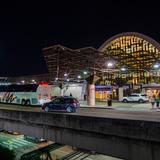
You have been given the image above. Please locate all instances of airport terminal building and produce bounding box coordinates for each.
[3,32,160,101]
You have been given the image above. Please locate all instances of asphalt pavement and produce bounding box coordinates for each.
[1,102,160,122]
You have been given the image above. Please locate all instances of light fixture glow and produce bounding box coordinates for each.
[64,73,68,77]
[83,71,87,75]
[154,64,159,68]
[21,80,25,83]
[121,67,126,71]
[67,78,69,82]
[107,62,113,67]
[55,77,58,81]
[77,75,81,79]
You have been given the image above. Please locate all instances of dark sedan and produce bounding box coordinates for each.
[42,96,80,113]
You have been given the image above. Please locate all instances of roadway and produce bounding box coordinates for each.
[0,102,160,122]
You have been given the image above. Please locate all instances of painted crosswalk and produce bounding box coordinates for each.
[0,133,35,150]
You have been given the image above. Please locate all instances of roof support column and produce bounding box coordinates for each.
[86,74,99,107]
[87,84,95,106]
[118,87,123,101]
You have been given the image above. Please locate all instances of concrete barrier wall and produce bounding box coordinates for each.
[0,109,160,160]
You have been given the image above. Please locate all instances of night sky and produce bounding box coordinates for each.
[0,1,159,76]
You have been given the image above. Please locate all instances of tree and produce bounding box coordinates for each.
[114,77,127,87]
[58,82,63,89]
[0,145,15,160]
[85,74,100,84]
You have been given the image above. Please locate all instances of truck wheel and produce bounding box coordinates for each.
[26,100,31,105]
[21,100,26,105]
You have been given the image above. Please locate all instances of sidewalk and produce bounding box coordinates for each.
[79,101,114,109]
[79,101,152,111]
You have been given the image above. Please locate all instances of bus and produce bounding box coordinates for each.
[0,83,58,105]
[0,83,86,105]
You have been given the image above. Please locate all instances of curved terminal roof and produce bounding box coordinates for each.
[99,32,160,72]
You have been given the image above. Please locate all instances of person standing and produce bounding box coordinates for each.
[150,95,156,109]
[107,94,112,107]
[156,94,160,109]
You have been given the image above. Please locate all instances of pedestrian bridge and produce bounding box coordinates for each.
[0,108,160,160]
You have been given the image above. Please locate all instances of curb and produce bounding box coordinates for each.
[79,106,114,110]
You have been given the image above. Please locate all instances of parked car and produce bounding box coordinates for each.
[122,93,149,103]
[42,96,80,112]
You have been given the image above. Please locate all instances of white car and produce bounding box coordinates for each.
[122,93,149,103]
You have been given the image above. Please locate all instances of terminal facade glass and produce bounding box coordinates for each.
[99,33,160,98]
[100,34,160,85]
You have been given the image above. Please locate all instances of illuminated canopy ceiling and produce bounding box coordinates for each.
[99,32,160,73]
[42,45,107,81]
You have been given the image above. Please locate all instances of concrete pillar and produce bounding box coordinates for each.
[118,87,123,101]
[88,84,95,106]
[142,88,145,94]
